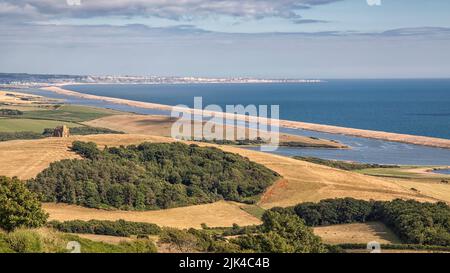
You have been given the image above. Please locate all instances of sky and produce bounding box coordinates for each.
[1,0,450,78]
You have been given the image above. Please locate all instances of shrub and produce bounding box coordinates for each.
[0,109,23,116]
[0,131,44,142]
[70,141,101,159]
[293,156,398,171]
[43,127,124,137]
[119,239,158,253]
[4,229,43,253]
[48,219,161,237]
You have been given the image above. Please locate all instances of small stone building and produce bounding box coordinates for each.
[53,125,70,138]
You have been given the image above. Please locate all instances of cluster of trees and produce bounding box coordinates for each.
[276,198,450,246]
[377,200,450,245]
[28,141,280,210]
[200,137,266,146]
[293,198,374,226]
[293,156,398,171]
[160,210,327,253]
[42,127,124,136]
[0,176,48,232]
[0,131,43,142]
[48,219,161,237]
[233,210,327,253]
[0,127,123,143]
[0,109,23,116]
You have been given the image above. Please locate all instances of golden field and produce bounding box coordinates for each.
[0,132,441,229]
[84,114,347,148]
[313,222,401,245]
[43,201,261,229]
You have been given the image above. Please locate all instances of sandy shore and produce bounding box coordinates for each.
[42,86,450,149]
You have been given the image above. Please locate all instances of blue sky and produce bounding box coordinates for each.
[1,0,450,78]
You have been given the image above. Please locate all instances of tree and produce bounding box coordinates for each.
[234,211,327,253]
[71,141,100,159]
[0,176,48,231]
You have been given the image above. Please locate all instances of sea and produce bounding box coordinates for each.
[65,79,450,139]
[22,79,450,166]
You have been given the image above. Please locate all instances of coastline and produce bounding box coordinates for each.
[42,85,450,150]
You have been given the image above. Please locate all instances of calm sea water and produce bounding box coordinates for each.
[22,82,450,166]
[65,80,450,139]
[434,169,450,175]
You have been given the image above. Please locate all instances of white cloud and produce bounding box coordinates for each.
[0,0,342,22]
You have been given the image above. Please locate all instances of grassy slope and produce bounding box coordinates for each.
[355,167,450,203]
[0,228,156,253]
[0,104,123,133]
[20,104,122,122]
[291,158,450,204]
[0,118,81,133]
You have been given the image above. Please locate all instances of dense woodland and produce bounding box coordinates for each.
[276,198,450,246]
[28,141,280,210]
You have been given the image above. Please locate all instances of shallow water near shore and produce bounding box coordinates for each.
[23,88,450,166]
[433,169,450,175]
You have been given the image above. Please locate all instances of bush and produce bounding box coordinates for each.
[159,228,241,253]
[60,234,157,253]
[233,211,327,253]
[0,176,48,231]
[119,239,158,253]
[43,127,124,137]
[3,229,43,253]
[159,228,201,252]
[29,142,279,210]
[48,219,161,237]
[70,141,101,159]
[0,131,44,142]
[293,157,398,171]
[0,109,23,116]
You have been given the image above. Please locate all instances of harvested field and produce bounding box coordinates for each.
[84,114,347,148]
[212,146,436,208]
[0,134,171,179]
[0,134,436,205]
[74,234,135,245]
[43,201,262,229]
[313,222,401,245]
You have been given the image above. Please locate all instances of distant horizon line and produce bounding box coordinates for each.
[1,72,450,81]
